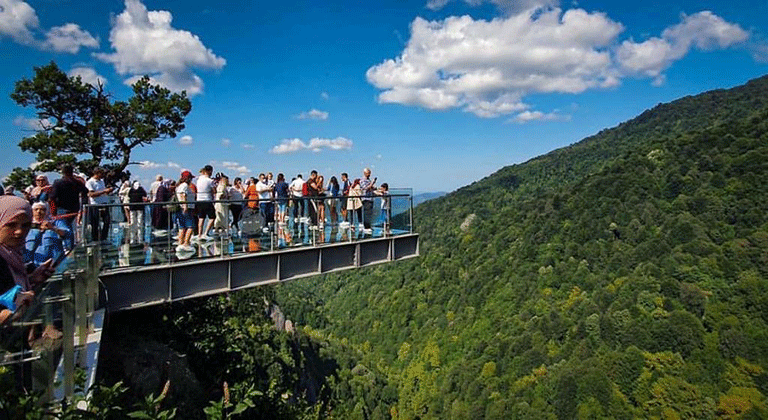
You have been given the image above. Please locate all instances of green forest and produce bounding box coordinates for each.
[9,74,768,419]
[272,74,768,418]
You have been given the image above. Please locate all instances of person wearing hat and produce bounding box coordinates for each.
[175,170,196,253]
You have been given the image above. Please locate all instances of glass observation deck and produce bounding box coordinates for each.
[1,190,419,405]
[87,189,416,270]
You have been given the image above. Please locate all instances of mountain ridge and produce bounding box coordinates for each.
[272,72,768,418]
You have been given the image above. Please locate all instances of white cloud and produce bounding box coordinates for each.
[426,0,559,14]
[178,135,193,146]
[139,160,165,169]
[270,137,354,154]
[13,115,49,130]
[94,0,226,96]
[137,160,182,174]
[221,138,231,147]
[0,0,98,53]
[616,11,748,84]
[68,66,107,86]
[368,8,749,118]
[43,23,98,53]
[241,143,255,149]
[367,9,623,117]
[220,161,250,175]
[0,0,38,44]
[320,91,330,100]
[295,109,329,120]
[509,110,569,124]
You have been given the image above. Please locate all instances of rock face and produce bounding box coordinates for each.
[460,213,476,232]
[98,335,206,419]
[264,296,292,332]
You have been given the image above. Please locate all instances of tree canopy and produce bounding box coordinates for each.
[9,61,191,182]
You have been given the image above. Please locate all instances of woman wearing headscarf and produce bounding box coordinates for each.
[25,202,66,268]
[29,175,52,203]
[151,180,172,231]
[0,196,54,324]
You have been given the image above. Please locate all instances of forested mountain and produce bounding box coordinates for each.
[86,75,768,419]
[274,74,768,418]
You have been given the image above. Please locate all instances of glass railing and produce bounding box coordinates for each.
[0,240,98,402]
[0,189,414,405]
[80,192,414,270]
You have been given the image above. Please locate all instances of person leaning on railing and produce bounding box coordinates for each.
[0,196,55,325]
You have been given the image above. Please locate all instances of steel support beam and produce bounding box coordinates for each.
[99,234,419,312]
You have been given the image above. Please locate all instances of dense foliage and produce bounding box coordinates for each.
[273,75,768,418]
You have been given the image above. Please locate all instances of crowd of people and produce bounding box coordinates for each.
[158,165,391,253]
[0,162,393,328]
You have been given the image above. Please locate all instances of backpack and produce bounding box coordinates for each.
[302,181,310,196]
[166,192,180,213]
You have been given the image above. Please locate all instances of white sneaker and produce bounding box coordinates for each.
[190,235,200,243]
[199,234,214,241]
[294,218,299,223]
[363,228,372,234]
[339,221,349,228]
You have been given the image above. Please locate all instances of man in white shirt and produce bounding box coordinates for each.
[256,173,274,226]
[195,165,216,241]
[86,167,114,241]
[289,174,305,223]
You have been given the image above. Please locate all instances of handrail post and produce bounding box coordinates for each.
[62,272,75,399]
[409,195,414,234]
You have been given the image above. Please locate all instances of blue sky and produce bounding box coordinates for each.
[1,0,766,193]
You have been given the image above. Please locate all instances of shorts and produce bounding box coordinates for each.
[196,201,216,219]
[176,210,196,229]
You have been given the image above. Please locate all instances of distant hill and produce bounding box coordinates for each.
[413,191,447,207]
[278,75,768,418]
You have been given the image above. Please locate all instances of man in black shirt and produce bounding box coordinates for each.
[49,165,88,249]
